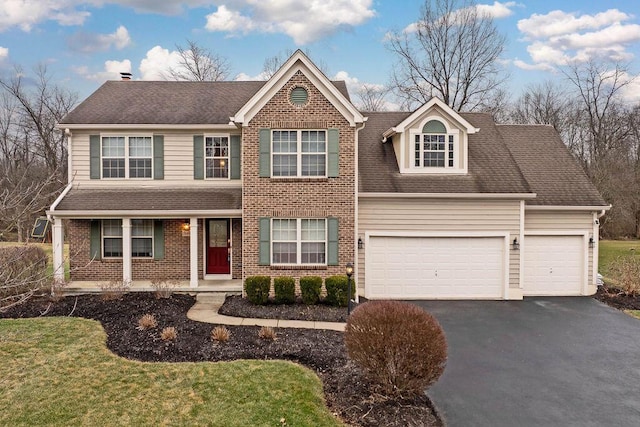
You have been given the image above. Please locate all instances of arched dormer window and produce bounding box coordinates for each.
[414,119,455,168]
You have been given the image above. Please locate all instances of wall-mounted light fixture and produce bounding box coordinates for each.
[181,221,190,232]
[512,237,520,250]
[589,236,595,248]
[358,237,364,250]
[346,262,354,315]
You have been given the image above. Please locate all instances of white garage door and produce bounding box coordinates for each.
[366,236,505,299]
[523,235,584,296]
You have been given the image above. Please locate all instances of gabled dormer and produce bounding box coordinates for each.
[382,98,479,175]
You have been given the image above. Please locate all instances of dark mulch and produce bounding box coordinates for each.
[594,286,640,311]
[1,293,441,427]
[219,294,348,322]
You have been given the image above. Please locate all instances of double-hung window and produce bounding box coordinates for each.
[272,218,326,265]
[272,130,326,177]
[102,219,153,258]
[205,136,229,178]
[413,120,455,169]
[101,136,152,178]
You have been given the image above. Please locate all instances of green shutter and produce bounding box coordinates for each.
[153,135,164,180]
[193,135,204,179]
[153,220,164,260]
[90,135,100,179]
[259,217,271,265]
[328,128,339,177]
[259,129,271,177]
[327,217,339,265]
[230,135,241,180]
[90,220,102,260]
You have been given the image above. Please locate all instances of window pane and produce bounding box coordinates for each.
[273,154,297,176]
[273,131,297,153]
[302,242,325,264]
[131,219,153,237]
[102,159,125,178]
[102,137,125,157]
[129,158,152,178]
[272,219,296,240]
[302,154,326,176]
[132,238,152,257]
[273,242,297,264]
[301,219,325,241]
[129,137,152,157]
[206,158,228,178]
[301,131,325,153]
[103,220,123,237]
[205,136,229,179]
[103,238,123,257]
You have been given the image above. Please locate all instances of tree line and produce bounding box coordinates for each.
[0,0,638,240]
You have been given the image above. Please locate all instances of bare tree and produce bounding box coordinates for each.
[262,49,329,79]
[355,84,390,112]
[166,40,230,81]
[387,0,507,111]
[510,81,571,130]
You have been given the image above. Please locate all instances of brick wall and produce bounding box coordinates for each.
[241,70,356,283]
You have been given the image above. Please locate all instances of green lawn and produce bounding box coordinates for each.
[599,240,640,277]
[0,317,342,427]
[0,242,69,279]
[625,310,640,320]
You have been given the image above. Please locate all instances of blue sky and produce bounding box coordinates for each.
[1,0,639,105]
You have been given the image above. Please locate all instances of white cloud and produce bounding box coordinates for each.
[68,26,131,53]
[0,46,8,61]
[403,1,516,33]
[235,71,270,81]
[74,59,132,82]
[138,46,182,80]
[205,0,376,45]
[512,59,556,72]
[618,73,640,103]
[333,70,398,110]
[516,9,640,68]
[0,0,90,32]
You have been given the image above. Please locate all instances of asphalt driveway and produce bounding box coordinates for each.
[412,297,640,426]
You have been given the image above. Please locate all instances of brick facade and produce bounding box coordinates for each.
[68,218,242,281]
[241,70,356,282]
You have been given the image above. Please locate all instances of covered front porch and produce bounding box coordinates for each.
[62,279,242,294]
[47,187,243,289]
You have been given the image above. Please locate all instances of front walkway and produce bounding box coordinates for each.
[186,294,346,332]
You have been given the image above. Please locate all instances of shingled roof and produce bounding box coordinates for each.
[54,188,241,213]
[498,125,607,206]
[358,111,607,206]
[60,80,350,125]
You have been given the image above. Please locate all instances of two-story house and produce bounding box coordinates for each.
[48,50,609,300]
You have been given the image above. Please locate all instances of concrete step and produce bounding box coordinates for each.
[196,292,228,304]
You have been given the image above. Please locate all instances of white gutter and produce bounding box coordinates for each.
[47,182,73,220]
[526,204,612,211]
[48,209,243,218]
[359,192,537,199]
[56,123,239,131]
[65,128,73,184]
[354,118,366,303]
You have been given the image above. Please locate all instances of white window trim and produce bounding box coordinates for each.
[271,218,327,266]
[100,134,153,180]
[101,219,154,259]
[400,116,467,175]
[204,134,231,180]
[271,129,328,178]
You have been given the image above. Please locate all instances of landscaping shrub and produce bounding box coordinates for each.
[0,245,49,311]
[100,280,130,301]
[344,300,447,398]
[160,326,178,341]
[137,314,158,330]
[274,276,295,304]
[300,276,322,305]
[211,326,231,342]
[150,278,177,299]
[258,326,277,340]
[244,276,271,305]
[608,255,640,296]
[325,275,354,307]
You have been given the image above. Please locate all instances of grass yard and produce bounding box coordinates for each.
[599,240,640,277]
[625,310,640,320]
[0,317,342,427]
[0,241,69,279]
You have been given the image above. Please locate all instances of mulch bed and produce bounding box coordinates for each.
[0,293,442,427]
[594,286,640,311]
[219,294,349,322]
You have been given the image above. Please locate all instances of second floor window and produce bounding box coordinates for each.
[102,136,152,179]
[413,120,455,169]
[272,130,326,177]
[205,136,229,179]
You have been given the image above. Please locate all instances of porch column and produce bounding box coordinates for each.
[122,218,132,284]
[52,218,64,282]
[189,217,199,288]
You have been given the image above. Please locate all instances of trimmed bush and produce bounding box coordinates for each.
[300,276,322,305]
[344,300,447,398]
[325,275,354,307]
[244,276,271,305]
[273,276,295,304]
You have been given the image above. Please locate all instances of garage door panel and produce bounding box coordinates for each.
[366,236,505,299]
[523,235,583,295]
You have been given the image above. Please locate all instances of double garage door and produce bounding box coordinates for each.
[366,236,506,299]
[366,234,585,299]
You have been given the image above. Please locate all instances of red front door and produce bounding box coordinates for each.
[206,219,230,274]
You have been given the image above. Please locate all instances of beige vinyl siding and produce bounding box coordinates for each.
[70,130,242,188]
[357,198,521,293]
[525,209,595,287]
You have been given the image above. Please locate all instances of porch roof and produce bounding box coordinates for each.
[50,187,242,217]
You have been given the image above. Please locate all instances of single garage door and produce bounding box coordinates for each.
[366,236,505,299]
[523,235,584,295]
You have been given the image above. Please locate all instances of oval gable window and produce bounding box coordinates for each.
[290,87,309,106]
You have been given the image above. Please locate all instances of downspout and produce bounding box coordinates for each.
[65,128,73,184]
[354,118,367,303]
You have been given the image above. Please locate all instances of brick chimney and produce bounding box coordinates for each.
[120,72,132,81]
